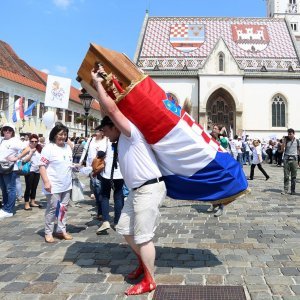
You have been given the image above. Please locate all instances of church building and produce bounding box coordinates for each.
[134,0,300,139]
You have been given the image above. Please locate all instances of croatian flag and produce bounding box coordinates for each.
[118,77,248,204]
[24,100,38,117]
[55,201,67,222]
[12,97,24,122]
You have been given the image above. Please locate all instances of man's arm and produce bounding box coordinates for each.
[92,68,131,137]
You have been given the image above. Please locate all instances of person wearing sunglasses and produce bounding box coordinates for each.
[0,123,27,220]
[20,134,43,210]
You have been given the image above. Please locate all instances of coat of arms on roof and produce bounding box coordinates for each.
[170,24,205,52]
[231,24,270,52]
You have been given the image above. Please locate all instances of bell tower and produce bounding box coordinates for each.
[266,0,300,43]
[266,0,298,17]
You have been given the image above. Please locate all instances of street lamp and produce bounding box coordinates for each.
[79,89,93,137]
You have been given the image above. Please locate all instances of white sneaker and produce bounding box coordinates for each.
[214,205,224,217]
[207,205,215,212]
[0,209,13,220]
[96,221,111,234]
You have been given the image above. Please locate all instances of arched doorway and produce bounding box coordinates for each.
[206,88,236,135]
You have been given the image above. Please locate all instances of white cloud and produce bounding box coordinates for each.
[41,68,50,74]
[55,65,68,74]
[53,0,72,9]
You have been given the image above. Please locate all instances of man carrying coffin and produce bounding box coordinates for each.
[91,66,166,296]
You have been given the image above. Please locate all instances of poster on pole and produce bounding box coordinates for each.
[45,75,71,109]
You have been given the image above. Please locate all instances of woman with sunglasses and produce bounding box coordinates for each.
[0,123,26,219]
[21,134,43,210]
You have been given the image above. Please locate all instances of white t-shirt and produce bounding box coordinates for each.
[81,137,107,167]
[39,143,73,194]
[28,151,42,173]
[233,139,243,154]
[252,144,262,165]
[0,137,25,170]
[118,122,162,189]
[101,141,123,180]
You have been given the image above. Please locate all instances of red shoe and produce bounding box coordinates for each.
[125,263,156,295]
[125,278,156,295]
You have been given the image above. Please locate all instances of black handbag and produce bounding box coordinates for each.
[0,161,14,174]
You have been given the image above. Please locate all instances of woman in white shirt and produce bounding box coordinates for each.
[39,123,73,243]
[21,134,43,211]
[0,123,25,219]
[249,139,270,181]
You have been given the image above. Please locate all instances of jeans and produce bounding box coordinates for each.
[100,177,124,224]
[0,171,17,214]
[91,175,102,216]
[283,159,298,192]
[237,153,243,167]
[243,151,251,165]
[122,184,130,198]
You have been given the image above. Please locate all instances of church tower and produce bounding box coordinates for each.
[266,0,300,43]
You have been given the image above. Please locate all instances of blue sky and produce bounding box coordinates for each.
[1,0,266,88]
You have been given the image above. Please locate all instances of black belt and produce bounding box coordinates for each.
[133,177,164,190]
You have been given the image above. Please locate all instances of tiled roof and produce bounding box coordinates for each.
[0,40,100,111]
[136,16,300,72]
[0,40,45,84]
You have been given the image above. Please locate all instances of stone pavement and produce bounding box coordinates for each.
[0,164,300,299]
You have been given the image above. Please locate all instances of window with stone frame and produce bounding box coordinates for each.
[39,102,48,118]
[56,108,63,121]
[65,110,73,123]
[272,95,286,127]
[27,99,37,116]
[0,91,9,111]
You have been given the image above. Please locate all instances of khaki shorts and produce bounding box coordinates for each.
[116,181,166,244]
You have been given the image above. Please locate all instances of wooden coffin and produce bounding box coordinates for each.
[77,43,145,100]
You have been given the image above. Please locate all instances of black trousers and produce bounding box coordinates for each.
[250,164,269,179]
[24,172,40,202]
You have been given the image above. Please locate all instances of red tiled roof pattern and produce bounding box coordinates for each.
[0,40,100,111]
[0,40,45,84]
[137,17,300,71]
[0,67,45,92]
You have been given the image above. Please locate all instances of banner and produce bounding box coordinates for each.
[45,75,71,109]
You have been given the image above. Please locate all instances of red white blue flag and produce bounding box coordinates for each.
[55,201,67,222]
[12,97,24,123]
[118,76,248,204]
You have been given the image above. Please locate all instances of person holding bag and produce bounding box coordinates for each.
[0,123,26,220]
[21,134,43,211]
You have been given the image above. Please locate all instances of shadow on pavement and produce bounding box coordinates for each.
[62,242,222,276]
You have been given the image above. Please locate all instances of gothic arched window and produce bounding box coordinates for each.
[218,52,224,72]
[272,95,286,127]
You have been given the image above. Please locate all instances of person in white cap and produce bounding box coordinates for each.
[0,123,26,219]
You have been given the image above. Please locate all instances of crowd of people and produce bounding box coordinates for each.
[0,86,299,295]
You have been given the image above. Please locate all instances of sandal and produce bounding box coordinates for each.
[45,235,55,243]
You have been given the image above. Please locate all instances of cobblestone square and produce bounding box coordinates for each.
[0,164,299,299]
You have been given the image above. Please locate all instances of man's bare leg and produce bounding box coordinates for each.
[124,235,156,295]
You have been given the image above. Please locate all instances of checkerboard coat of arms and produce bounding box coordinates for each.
[231,24,270,52]
[77,43,249,205]
[170,23,205,52]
